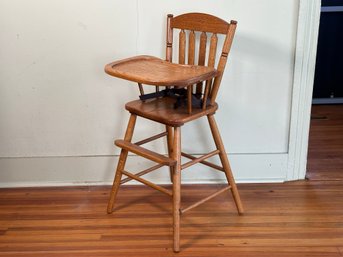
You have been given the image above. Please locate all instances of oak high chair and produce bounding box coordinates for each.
[105,12,243,252]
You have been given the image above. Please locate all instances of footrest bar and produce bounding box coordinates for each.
[181,152,224,172]
[180,186,231,214]
[120,163,165,185]
[122,170,173,196]
[115,140,176,166]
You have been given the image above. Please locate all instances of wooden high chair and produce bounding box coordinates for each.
[105,12,243,252]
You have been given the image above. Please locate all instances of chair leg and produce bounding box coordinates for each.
[166,125,174,183]
[172,126,181,252]
[207,114,244,215]
[107,114,137,214]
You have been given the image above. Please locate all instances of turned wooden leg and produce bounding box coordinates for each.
[166,125,174,183]
[172,126,181,252]
[107,114,137,214]
[207,114,244,215]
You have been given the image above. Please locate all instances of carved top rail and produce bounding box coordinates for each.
[170,12,231,35]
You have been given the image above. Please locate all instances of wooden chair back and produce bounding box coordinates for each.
[166,13,237,105]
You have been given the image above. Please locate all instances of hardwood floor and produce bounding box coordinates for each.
[0,182,342,256]
[307,104,343,181]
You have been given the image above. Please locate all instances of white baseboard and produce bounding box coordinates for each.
[0,153,287,188]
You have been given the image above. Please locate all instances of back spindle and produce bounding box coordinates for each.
[202,33,218,108]
[196,32,207,97]
[208,33,218,68]
[179,30,186,64]
[166,14,173,63]
[188,30,195,65]
[166,14,174,90]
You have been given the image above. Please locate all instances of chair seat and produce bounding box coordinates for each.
[125,96,218,126]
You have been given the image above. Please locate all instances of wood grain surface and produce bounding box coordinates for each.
[105,55,218,88]
[171,13,230,34]
[125,97,218,126]
[307,104,343,181]
[0,181,342,256]
[115,140,175,166]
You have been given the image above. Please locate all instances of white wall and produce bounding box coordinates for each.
[0,0,299,187]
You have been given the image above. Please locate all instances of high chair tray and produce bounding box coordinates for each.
[105,55,218,87]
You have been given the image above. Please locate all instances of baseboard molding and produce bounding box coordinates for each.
[0,153,287,188]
